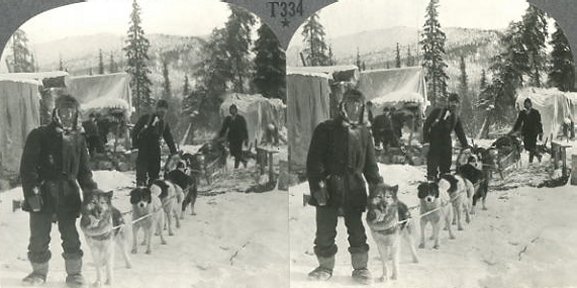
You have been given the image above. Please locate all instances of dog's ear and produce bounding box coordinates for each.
[392,185,399,198]
[104,190,113,202]
[417,183,428,199]
[431,182,440,197]
[143,188,152,203]
[129,188,139,205]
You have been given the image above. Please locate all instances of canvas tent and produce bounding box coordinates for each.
[516,88,577,139]
[219,93,286,147]
[286,70,332,170]
[0,78,42,175]
[66,73,132,118]
[357,67,428,113]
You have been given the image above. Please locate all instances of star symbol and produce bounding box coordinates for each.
[281,18,290,28]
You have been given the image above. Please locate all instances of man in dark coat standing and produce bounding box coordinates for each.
[219,104,249,169]
[82,113,100,157]
[511,98,543,163]
[306,89,383,285]
[423,93,470,181]
[132,99,178,186]
[372,106,399,150]
[20,94,98,287]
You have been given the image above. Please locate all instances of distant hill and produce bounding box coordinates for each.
[288,26,504,96]
[31,33,207,98]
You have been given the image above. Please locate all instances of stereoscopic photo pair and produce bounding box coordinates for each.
[0,0,576,287]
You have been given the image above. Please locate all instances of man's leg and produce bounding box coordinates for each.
[23,213,52,284]
[309,206,339,281]
[344,209,371,285]
[58,214,85,286]
[427,147,440,180]
[135,151,148,186]
[439,146,453,175]
[148,148,161,184]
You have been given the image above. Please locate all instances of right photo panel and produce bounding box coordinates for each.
[287,0,576,287]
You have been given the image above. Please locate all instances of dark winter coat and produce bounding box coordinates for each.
[372,114,395,135]
[82,119,99,137]
[219,115,248,145]
[20,123,97,216]
[306,118,383,211]
[219,115,248,157]
[132,113,177,154]
[423,107,469,149]
[512,109,543,137]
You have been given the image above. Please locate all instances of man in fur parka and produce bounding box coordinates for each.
[306,89,383,285]
[20,93,98,287]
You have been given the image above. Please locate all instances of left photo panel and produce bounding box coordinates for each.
[0,0,288,287]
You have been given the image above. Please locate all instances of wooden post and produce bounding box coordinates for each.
[571,154,577,185]
[268,151,275,185]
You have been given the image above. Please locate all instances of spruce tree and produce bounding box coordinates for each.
[9,29,35,73]
[328,45,335,66]
[223,5,255,93]
[194,27,229,114]
[109,52,118,73]
[161,59,180,139]
[521,5,548,87]
[362,61,366,71]
[480,69,488,91]
[420,0,449,106]
[356,47,361,69]
[458,55,474,136]
[124,0,153,118]
[548,23,575,92]
[395,43,401,68]
[406,46,414,66]
[98,49,105,74]
[302,13,330,66]
[253,23,286,101]
[59,55,64,71]
[183,74,190,97]
[161,60,171,99]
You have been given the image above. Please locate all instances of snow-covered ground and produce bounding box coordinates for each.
[0,169,289,288]
[289,163,577,288]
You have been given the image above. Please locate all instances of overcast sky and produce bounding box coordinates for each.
[17,0,538,46]
[20,0,231,44]
[298,0,531,41]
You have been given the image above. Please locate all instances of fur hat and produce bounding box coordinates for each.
[54,94,80,110]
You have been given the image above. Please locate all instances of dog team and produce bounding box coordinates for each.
[306,90,505,285]
[19,94,201,287]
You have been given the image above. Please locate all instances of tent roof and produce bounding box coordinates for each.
[0,71,69,86]
[81,98,130,111]
[67,73,132,115]
[358,66,427,106]
[287,65,358,82]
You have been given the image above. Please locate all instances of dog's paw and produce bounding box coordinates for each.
[145,249,151,254]
[470,210,476,215]
[412,257,419,263]
[169,232,174,236]
[191,212,197,216]
[429,235,434,240]
[482,207,488,211]
[466,218,471,224]
[391,274,398,280]
[449,234,456,240]
[433,244,439,249]
[92,280,102,288]
[104,279,111,286]
[379,276,388,282]
[418,243,425,249]
[131,248,137,254]
[141,241,146,246]
[458,226,464,231]
[161,240,167,245]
